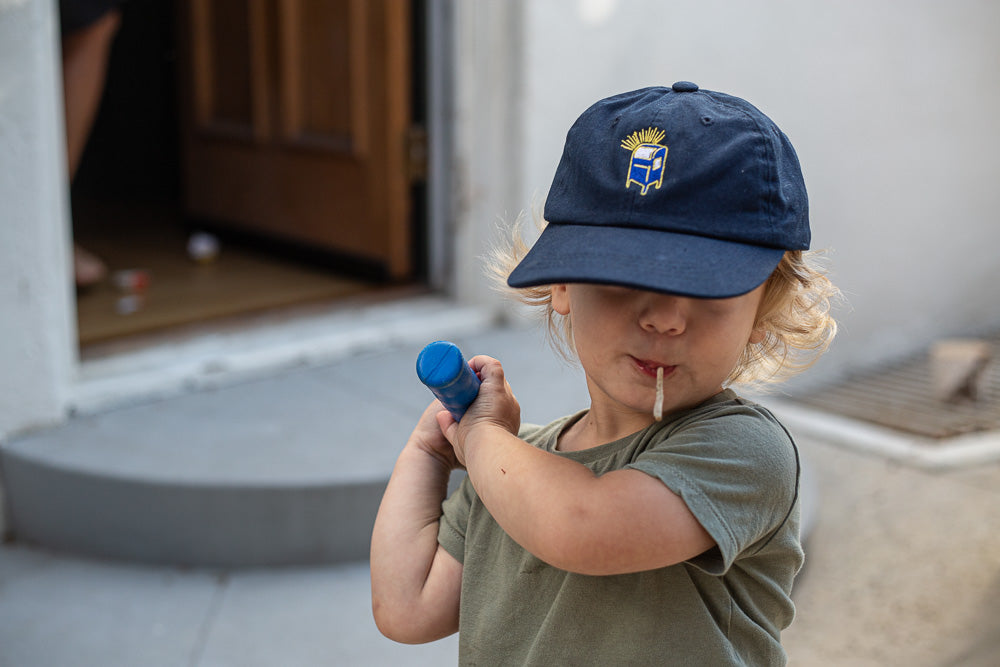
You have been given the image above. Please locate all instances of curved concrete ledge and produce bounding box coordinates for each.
[0,345,428,566]
[0,324,590,567]
[0,334,451,566]
[2,449,389,566]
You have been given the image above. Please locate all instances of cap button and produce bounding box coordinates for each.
[671,81,699,93]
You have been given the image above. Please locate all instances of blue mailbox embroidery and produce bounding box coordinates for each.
[621,127,667,195]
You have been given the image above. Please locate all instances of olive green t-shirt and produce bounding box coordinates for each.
[438,389,802,666]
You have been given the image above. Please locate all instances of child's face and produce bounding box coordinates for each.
[551,283,765,425]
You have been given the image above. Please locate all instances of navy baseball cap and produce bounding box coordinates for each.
[507,82,810,298]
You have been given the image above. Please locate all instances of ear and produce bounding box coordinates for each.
[551,284,571,316]
[748,327,766,345]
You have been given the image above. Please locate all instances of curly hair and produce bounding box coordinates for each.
[486,217,839,386]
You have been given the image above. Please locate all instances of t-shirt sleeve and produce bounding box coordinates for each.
[626,406,799,575]
[436,423,548,564]
[437,473,475,563]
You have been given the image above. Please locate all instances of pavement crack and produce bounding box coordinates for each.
[187,570,230,667]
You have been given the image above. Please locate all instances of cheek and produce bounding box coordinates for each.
[728,296,766,348]
[695,312,760,370]
[730,316,761,353]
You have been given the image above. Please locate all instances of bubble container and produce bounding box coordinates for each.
[416,341,481,421]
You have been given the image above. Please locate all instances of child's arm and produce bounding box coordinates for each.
[440,356,715,577]
[370,401,464,643]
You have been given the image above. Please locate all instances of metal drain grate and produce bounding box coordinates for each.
[790,334,1000,439]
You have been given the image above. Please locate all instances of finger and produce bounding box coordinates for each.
[469,355,504,386]
[467,354,499,375]
[435,410,458,444]
[421,399,446,421]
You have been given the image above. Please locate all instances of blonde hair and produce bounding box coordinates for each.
[486,217,839,386]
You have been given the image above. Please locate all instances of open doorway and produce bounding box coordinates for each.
[70,0,428,352]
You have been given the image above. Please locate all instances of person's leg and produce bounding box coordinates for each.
[61,9,122,287]
[62,9,121,177]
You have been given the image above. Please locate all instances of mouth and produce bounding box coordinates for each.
[632,357,676,379]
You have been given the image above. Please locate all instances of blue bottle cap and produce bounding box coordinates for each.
[416,341,464,388]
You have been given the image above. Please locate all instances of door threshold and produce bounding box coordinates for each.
[72,291,497,417]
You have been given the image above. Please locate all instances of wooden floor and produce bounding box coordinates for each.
[74,199,385,347]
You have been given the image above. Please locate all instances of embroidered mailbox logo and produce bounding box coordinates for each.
[621,127,667,195]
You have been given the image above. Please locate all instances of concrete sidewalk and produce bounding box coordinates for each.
[2,323,999,665]
[0,543,458,666]
[781,436,1000,666]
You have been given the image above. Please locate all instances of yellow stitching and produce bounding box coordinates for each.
[622,127,668,195]
[620,127,666,151]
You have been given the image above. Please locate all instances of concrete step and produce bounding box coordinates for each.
[0,325,589,567]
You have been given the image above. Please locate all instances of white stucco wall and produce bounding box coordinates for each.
[515,0,1000,385]
[0,0,77,439]
[450,1,526,306]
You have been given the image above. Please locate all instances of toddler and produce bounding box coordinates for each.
[371,82,838,665]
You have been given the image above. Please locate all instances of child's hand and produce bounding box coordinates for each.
[437,355,520,466]
[408,399,465,472]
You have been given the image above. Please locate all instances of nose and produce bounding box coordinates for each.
[638,293,687,336]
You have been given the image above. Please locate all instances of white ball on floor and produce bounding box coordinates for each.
[187,232,220,263]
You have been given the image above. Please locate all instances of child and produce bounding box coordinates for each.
[371,82,838,665]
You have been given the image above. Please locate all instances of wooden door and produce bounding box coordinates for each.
[178,0,413,279]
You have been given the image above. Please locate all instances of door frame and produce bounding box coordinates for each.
[425,0,453,292]
[427,0,525,305]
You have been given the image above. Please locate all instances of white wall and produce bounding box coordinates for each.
[515,0,1000,385]
[450,1,527,306]
[0,0,77,439]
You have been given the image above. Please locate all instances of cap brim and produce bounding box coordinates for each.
[506,223,785,299]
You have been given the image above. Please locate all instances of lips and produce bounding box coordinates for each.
[632,357,676,378]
